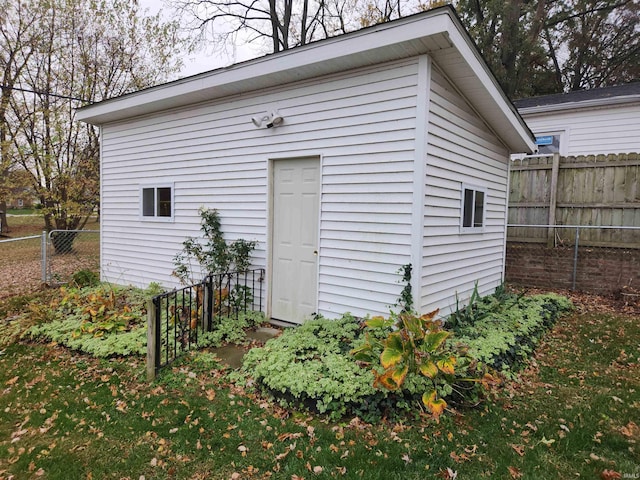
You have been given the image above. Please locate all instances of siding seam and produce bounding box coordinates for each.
[412,55,430,312]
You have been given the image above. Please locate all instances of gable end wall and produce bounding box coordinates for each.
[421,66,510,315]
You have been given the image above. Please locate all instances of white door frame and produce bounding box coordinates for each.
[267,155,322,323]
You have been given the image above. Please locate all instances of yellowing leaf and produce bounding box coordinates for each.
[423,331,449,352]
[374,368,401,391]
[380,333,404,368]
[365,316,387,328]
[436,357,456,375]
[422,390,447,419]
[419,360,438,379]
[390,364,408,387]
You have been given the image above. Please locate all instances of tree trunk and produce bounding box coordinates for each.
[0,200,8,234]
[50,229,78,254]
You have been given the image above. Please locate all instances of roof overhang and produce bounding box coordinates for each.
[77,6,535,154]
[518,95,640,116]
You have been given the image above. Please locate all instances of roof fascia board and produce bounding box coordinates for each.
[77,10,451,124]
[519,95,640,115]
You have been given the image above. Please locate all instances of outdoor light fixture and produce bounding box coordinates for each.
[251,110,284,128]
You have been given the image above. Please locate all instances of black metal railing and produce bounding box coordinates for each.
[149,269,264,376]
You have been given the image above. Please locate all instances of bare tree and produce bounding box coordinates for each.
[548,0,640,91]
[1,0,185,249]
[0,0,41,229]
[172,0,442,57]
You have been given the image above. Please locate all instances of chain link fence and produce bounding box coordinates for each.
[506,225,640,295]
[0,230,99,299]
[45,230,100,285]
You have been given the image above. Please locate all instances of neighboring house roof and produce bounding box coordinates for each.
[514,82,640,114]
[77,5,535,154]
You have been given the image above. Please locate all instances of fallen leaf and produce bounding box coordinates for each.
[312,465,323,474]
[440,467,457,479]
[510,444,525,456]
[508,466,523,479]
[5,376,19,386]
[620,421,638,438]
[600,469,622,480]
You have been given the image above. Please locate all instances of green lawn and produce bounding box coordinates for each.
[0,302,638,479]
[7,208,40,215]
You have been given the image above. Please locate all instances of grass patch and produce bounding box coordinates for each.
[6,208,39,215]
[0,291,637,478]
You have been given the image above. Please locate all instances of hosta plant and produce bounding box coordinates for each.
[351,309,457,421]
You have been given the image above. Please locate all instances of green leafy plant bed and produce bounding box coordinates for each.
[24,282,269,359]
[242,315,382,421]
[243,290,573,422]
[450,291,573,377]
[26,284,161,357]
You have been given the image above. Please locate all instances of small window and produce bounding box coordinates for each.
[141,185,173,220]
[461,185,485,231]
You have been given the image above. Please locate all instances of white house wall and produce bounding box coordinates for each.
[100,58,420,319]
[421,66,510,315]
[522,103,640,156]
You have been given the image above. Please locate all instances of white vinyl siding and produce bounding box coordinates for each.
[522,103,640,156]
[420,66,510,315]
[99,58,419,319]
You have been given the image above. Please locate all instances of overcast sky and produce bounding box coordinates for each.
[139,0,260,78]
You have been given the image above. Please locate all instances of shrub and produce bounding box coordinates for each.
[26,282,267,358]
[71,269,100,288]
[172,208,257,285]
[351,310,460,421]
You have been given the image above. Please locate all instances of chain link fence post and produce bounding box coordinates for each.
[572,226,580,290]
[41,230,48,282]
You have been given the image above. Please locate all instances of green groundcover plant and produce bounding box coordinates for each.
[24,282,266,358]
[26,283,162,357]
[242,289,573,422]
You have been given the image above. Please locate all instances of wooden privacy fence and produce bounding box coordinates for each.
[508,152,640,247]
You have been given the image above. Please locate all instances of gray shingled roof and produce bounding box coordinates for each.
[513,82,640,109]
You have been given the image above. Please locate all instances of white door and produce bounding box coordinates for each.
[271,157,320,323]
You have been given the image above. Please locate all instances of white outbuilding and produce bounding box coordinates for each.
[77,6,535,324]
[514,83,640,157]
